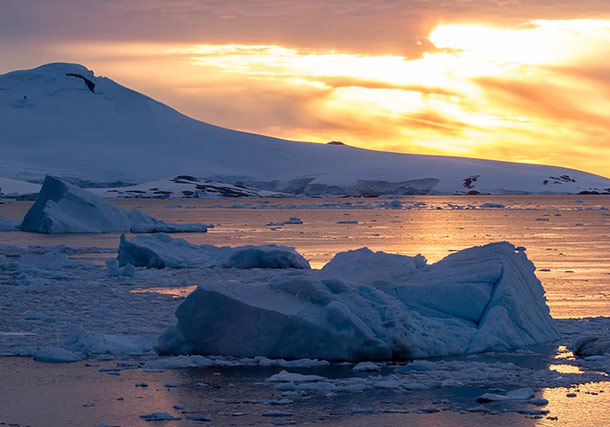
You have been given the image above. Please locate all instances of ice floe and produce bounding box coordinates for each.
[64,325,156,358]
[118,233,310,269]
[0,216,19,231]
[476,387,535,402]
[32,347,81,363]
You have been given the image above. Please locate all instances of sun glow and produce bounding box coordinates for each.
[53,19,610,177]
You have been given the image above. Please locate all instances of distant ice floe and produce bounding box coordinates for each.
[0,216,19,231]
[18,176,208,233]
[266,217,303,226]
[118,233,311,269]
[157,242,560,360]
[63,325,156,358]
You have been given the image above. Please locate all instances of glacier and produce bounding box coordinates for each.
[157,242,560,360]
[18,176,208,233]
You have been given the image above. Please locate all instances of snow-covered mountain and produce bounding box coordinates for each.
[1,62,609,196]
[92,176,287,198]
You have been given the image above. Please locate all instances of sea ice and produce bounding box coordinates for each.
[33,347,82,363]
[139,412,181,421]
[0,216,19,231]
[476,387,535,402]
[118,233,310,269]
[265,370,326,383]
[353,362,381,371]
[19,176,207,233]
[570,336,610,357]
[157,242,560,360]
[266,217,303,226]
[105,259,136,277]
[64,325,156,358]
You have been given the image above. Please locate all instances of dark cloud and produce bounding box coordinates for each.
[3,0,610,56]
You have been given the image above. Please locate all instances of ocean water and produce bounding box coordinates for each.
[1,195,609,318]
[1,195,609,426]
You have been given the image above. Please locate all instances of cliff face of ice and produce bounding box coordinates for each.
[19,176,207,233]
[1,63,610,195]
[118,233,310,269]
[157,242,559,360]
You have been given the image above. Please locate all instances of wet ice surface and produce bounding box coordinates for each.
[1,195,609,425]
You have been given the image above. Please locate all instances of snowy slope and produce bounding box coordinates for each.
[92,176,287,198]
[1,62,609,195]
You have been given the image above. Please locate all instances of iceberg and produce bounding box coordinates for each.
[118,233,310,269]
[157,242,559,360]
[19,176,208,233]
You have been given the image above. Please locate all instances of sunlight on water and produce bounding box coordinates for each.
[548,364,584,374]
[537,383,610,426]
[1,195,609,318]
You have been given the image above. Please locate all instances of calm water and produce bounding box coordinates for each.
[1,195,609,426]
[1,195,609,318]
[1,354,608,427]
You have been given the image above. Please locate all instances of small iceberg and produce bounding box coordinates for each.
[19,176,207,233]
[118,233,311,269]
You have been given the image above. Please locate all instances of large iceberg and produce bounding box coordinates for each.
[157,242,560,360]
[118,233,311,269]
[19,176,208,233]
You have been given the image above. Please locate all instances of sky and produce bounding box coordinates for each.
[2,0,610,177]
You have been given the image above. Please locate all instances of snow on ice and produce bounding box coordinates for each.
[570,336,610,357]
[118,233,310,269]
[157,242,560,360]
[19,176,208,233]
[64,325,156,358]
[0,216,19,231]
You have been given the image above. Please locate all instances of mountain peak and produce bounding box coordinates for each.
[30,62,95,76]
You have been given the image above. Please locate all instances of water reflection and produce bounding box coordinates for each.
[131,285,197,298]
[538,383,610,426]
[1,195,609,318]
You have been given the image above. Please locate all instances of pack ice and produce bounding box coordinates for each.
[157,242,560,360]
[0,216,19,231]
[19,176,207,233]
[118,233,310,269]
